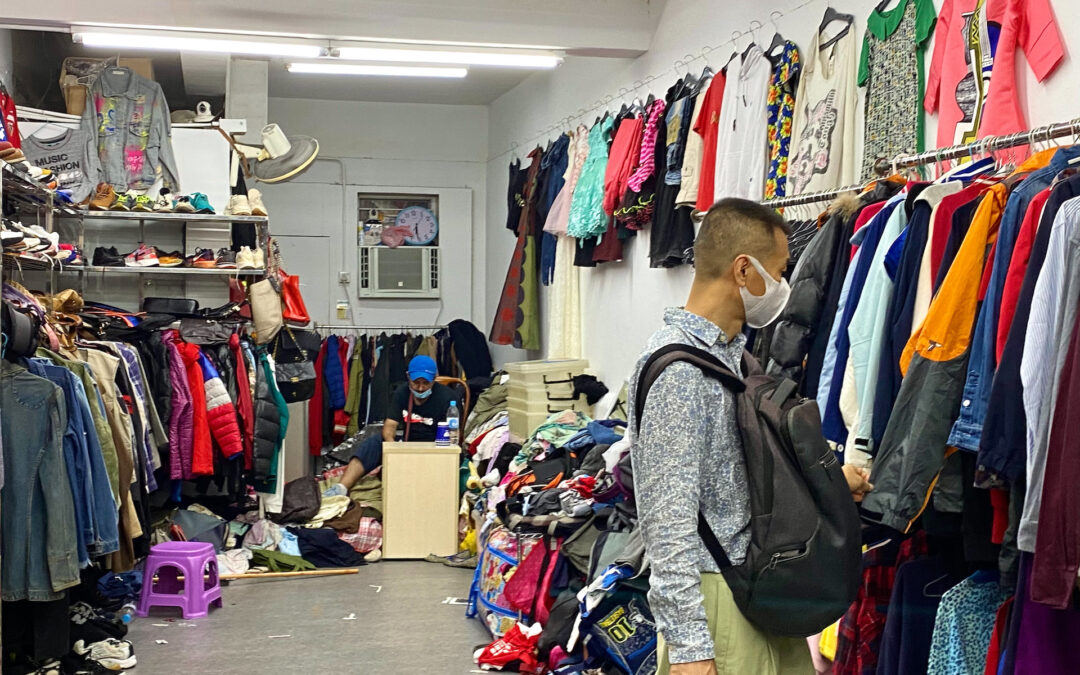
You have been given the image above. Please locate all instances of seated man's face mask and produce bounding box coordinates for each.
[410,380,433,399]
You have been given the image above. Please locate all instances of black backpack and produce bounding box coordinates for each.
[634,344,861,637]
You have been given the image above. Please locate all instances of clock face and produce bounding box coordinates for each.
[396,206,439,245]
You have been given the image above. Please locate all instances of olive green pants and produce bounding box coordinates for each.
[656,573,813,675]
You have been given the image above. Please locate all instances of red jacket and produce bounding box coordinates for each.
[178,342,214,475]
[230,334,255,470]
[198,351,243,462]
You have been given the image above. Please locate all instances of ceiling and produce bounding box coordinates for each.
[3,0,664,105]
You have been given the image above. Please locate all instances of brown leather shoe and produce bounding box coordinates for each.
[89,183,115,211]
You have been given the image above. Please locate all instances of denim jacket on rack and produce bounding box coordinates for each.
[0,361,80,601]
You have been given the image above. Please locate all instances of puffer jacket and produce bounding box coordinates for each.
[768,182,903,396]
[164,333,193,480]
[230,335,255,471]
[199,352,243,462]
[177,341,213,476]
[253,350,289,484]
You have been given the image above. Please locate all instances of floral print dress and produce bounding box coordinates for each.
[765,42,802,201]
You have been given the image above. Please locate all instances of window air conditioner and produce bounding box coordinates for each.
[358,246,440,299]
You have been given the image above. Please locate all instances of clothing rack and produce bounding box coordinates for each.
[760,117,1080,210]
[311,323,446,332]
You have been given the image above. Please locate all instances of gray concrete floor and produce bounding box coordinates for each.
[127,561,490,674]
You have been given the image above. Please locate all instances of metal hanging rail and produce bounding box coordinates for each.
[761,117,1080,210]
[312,323,446,332]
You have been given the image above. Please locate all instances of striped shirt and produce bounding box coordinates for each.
[1019,194,1080,552]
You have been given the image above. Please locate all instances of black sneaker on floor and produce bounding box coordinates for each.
[91,246,124,267]
[60,652,113,675]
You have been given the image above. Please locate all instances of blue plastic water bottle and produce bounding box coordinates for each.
[447,401,460,446]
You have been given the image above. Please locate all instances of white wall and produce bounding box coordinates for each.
[485,0,1079,392]
[261,97,489,329]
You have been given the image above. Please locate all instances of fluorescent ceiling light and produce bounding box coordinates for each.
[286,62,468,78]
[335,46,560,68]
[73,31,324,58]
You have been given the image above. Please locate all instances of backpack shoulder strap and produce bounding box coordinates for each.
[633,343,744,432]
[634,343,745,572]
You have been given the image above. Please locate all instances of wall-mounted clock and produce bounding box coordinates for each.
[395,206,439,246]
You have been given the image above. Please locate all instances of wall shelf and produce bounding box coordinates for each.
[79,211,269,224]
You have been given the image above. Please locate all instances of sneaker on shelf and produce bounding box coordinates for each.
[155,248,183,267]
[248,189,268,217]
[215,247,237,269]
[124,244,159,267]
[190,192,215,214]
[0,145,26,164]
[73,638,137,671]
[252,247,266,269]
[132,194,154,212]
[90,184,115,211]
[236,246,258,270]
[58,244,85,266]
[226,194,252,216]
[111,192,135,212]
[186,248,216,269]
[174,195,196,213]
[92,246,125,267]
[1,225,24,250]
[153,188,176,213]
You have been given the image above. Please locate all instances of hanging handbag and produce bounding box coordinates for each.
[249,278,283,345]
[269,240,311,326]
[228,278,253,320]
[271,325,319,402]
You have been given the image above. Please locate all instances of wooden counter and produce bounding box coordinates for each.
[381,442,461,559]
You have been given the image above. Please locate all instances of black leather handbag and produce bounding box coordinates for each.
[142,297,200,318]
[271,326,320,403]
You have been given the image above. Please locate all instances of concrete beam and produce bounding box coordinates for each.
[225,58,267,145]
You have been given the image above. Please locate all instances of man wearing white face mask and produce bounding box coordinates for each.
[630,199,871,675]
[325,355,457,497]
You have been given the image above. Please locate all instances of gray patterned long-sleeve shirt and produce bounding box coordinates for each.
[629,307,751,665]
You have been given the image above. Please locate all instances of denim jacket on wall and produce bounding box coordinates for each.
[0,361,80,601]
[81,67,180,192]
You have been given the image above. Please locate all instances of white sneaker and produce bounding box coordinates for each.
[248,189,268,217]
[153,188,175,213]
[252,247,265,269]
[364,548,382,563]
[236,246,257,270]
[226,194,252,216]
[73,638,137,670]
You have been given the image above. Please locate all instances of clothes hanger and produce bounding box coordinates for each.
[766,12,787,58]
[922,573,950,598]
[876,0,902,11]
[819,7,856,50]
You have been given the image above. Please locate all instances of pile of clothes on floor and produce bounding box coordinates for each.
[157,477,384,580]
[464,405,658,675]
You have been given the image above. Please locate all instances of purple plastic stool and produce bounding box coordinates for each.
[137,541,222,619]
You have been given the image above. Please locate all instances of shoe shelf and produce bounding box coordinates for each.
[68,266,266,276]
[79,211,269,224]
[2,252,56,272]
[1,163,83,217]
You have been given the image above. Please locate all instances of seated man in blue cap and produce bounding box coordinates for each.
[325,355,458,497]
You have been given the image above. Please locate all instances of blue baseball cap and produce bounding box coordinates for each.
[407,355,438,383]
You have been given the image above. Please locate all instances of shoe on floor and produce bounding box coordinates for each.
[190,192,215,214]
[444,555,479,569]
[124,243,159,267]
[60,652,113,675]
[174,195,196,213]
[187,247,216,268]
[90,184,115,211]
[248,189,268,216]
[155,248,183,267]
[364,549,382,563]
[323,483,348,498]
[215,247,237,269]
[226,194,252,216]
[73,638,137,670]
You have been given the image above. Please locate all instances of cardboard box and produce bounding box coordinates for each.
[117,57,155,82]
